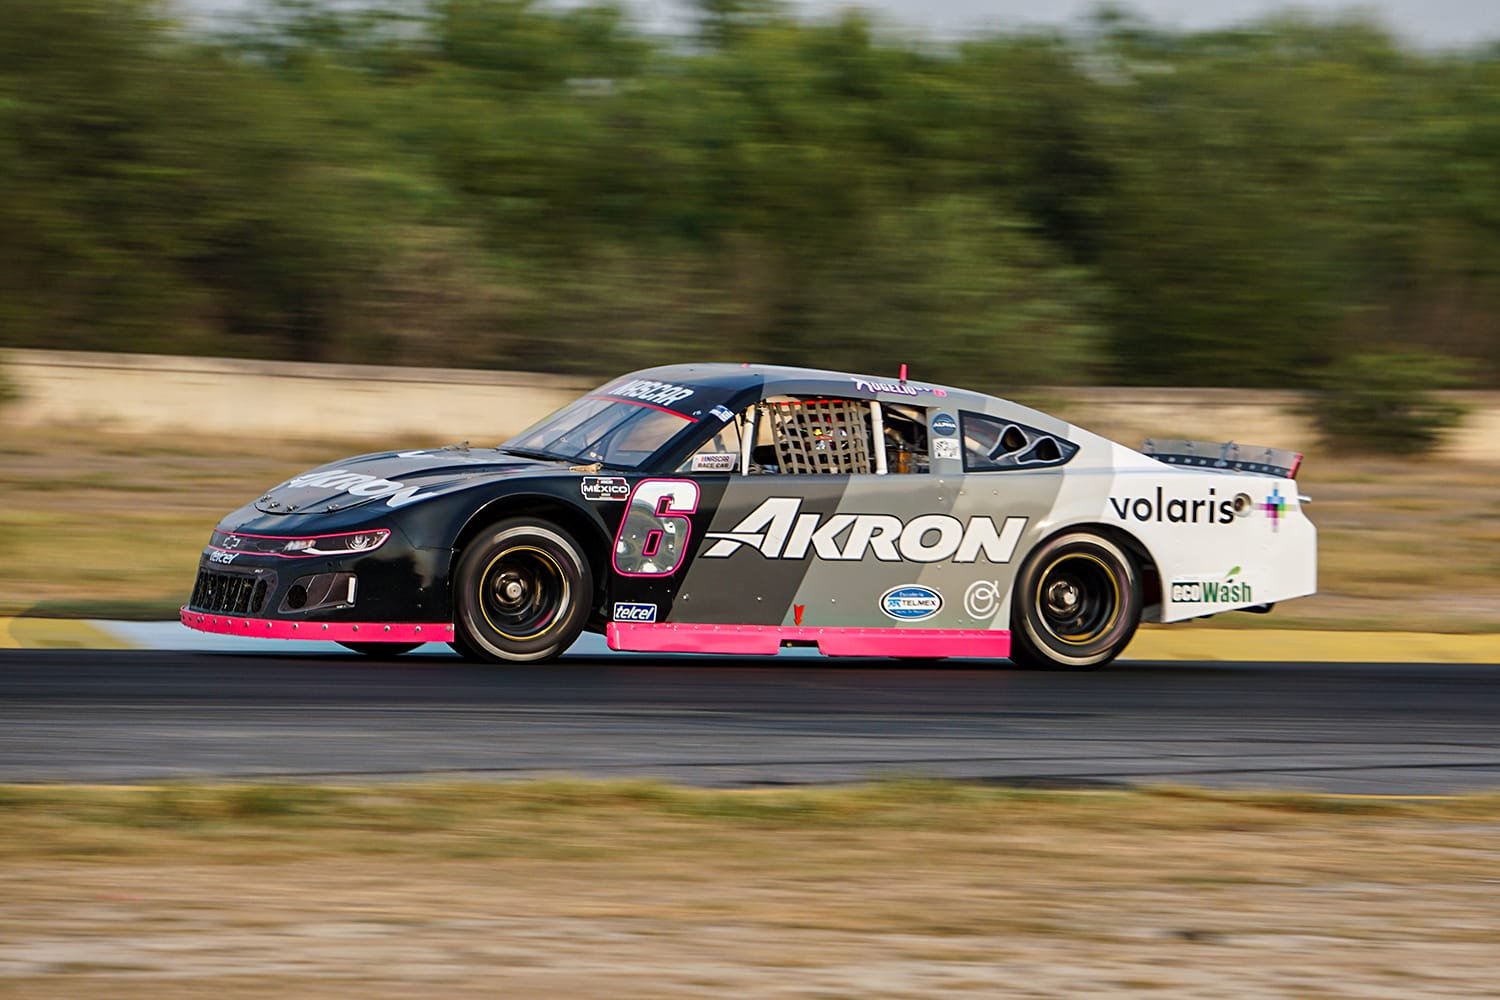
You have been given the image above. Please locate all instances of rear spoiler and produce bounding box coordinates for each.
[1142,439,1302,479]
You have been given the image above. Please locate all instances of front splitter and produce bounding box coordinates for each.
[180,608,454,644]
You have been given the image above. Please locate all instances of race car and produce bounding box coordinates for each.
[182,363,1316,669]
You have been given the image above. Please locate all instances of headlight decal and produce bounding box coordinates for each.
[209,529,390,558]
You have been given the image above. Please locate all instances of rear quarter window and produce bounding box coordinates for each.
[961,412,1079,471]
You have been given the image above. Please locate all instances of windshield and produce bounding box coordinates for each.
[502,397,695,469]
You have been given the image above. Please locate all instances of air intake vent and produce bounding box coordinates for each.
[190,569,275,615]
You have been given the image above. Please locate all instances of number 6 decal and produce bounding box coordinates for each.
[612,479,701,577]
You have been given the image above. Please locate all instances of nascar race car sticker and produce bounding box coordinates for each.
[612,602,658,622]
[691,453,737,472]
[931,413,958,436]
[933,438,961,460]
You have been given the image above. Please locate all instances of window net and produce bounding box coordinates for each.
[764,398,874,474]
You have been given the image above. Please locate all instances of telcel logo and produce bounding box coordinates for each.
[880,585,943,621]
[612,602,658,623]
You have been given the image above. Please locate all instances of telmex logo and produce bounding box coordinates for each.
[881,586,943,620]
[703,497,1027,563]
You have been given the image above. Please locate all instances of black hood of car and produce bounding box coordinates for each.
[254,446,567,515]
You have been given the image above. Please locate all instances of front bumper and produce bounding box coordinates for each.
[183,527,454,625]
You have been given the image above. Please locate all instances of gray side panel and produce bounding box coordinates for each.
[673,477,851,625]
[672,471,1066,629]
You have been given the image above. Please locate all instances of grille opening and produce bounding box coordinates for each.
[189,569,273,615]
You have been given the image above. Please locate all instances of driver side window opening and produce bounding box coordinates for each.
[879,402,930,474]
[743,397,930,475]
[676,412,743,473]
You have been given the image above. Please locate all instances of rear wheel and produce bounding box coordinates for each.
[337,642,422,658]
[452,518,593,663]
[1009,531,1141,671]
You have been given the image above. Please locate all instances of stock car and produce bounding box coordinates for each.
[182,364,1316,669]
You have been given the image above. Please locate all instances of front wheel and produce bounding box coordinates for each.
[1009,531,1141,671]
[452,518,594,664]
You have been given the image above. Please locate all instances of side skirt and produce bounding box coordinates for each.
[607,622,1011,659]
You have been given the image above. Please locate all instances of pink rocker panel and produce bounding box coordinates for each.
[180,608,452,643]
[607,622,1011,659]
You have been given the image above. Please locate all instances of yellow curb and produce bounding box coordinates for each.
[0,617,132,650]
[1126,628,1500,664]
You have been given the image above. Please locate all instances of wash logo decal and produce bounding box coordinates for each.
[1170,567,1254,605]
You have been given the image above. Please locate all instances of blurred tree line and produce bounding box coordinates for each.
[1,0,1497,391]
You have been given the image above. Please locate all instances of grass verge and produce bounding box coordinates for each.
[3,780,1499,998]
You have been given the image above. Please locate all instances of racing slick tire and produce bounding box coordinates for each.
[1008,530,1141,671]
[452,518,594,664]
[337,642,422,658]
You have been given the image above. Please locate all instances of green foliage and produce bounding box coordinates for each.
[1,1,1499,387]
[1311,351,1469,453]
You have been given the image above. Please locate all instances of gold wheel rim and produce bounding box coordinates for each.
[1034,551,1121,646]
[478,544,569,642]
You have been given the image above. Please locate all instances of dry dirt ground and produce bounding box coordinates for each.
[1,783,1499,999]
[1,426,1498,631]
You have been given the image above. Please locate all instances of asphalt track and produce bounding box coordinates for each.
[3,649,1500,793]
